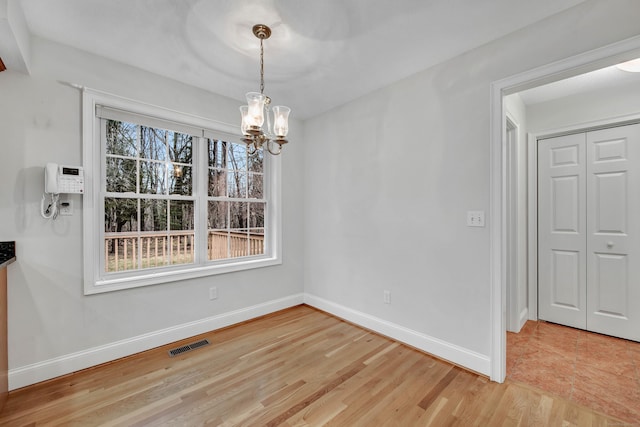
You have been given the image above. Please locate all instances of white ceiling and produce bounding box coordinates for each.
[17,0,590,119]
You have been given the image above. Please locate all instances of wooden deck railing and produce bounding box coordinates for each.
[104,231,264,272]
[207,231,264,260]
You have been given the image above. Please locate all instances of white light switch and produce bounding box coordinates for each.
[467,211,485,227]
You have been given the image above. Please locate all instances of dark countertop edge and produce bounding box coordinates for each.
[0,257,16,269]
[0,241,16,268]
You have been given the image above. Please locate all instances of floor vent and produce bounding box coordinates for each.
[168,339,210,357]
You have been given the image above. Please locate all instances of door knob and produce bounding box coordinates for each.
[607,241,614,248]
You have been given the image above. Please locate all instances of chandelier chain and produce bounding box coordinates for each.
[260,38,265,95]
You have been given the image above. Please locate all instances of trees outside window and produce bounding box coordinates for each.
[103,120,267,274]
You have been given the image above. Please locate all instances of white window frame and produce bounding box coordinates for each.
[82,89,282,295]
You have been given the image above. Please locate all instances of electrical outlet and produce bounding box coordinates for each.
[60,200,73,216]
[467,210,485,227]
[383,290,391,304]
[209,286,218,300]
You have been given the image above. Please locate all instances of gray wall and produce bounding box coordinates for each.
[303,0,640,359]
[0,36,305,387]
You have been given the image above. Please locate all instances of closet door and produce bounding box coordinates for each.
[538,133,587,329]
[586,123,640,341]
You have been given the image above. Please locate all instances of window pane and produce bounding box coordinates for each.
[104,198,138,232]
[140,235,169,269]
[140,161,167,194]
[208,139,227,169]
[106,120,137,157]
[140,127,167,161]
[140,199,167,232]
[229,231,249,259]
[104,197,139,274]
[208,231,229,260]
[227,142,247,171]
[208,169,226,197]
[105,236,139,273]
[169,133,192,164]
[227,171,247,198]
[106,157,137,193]
[249,202,265,228]
[229,202,247,229]
[169,165,192,196]
[208,201,228,229]
[248,148,263,173]
[248,173,263,199]
[249,228,265,256]
[170,200,194,231]
[169,233,194,266]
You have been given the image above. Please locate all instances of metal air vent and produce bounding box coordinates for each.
[168,339,210,357]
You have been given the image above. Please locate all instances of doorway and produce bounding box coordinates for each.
[489,34,640,383]
[505,117,640,424]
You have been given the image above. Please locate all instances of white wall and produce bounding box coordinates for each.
[0,36,304,388]
[303,0,640,373]
[527,79,640,133]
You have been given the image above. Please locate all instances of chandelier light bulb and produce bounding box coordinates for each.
[272,106,290,138]
[245,92,266,128]
[239,105,250,134]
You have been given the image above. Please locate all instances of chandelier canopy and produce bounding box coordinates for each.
[240,24,291,155]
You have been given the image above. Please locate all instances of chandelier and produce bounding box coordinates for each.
[240,24,291,155]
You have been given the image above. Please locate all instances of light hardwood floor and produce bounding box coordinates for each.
[0,305,626,426]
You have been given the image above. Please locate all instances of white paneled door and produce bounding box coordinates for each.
[538,123,640,341]
[538,132,587,330]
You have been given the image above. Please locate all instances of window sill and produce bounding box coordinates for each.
[84,256,282,295]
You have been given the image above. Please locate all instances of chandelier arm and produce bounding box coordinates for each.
[266,140,282,156]
[247,142,258,155]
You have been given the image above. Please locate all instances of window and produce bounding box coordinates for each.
[83,90,281,294]
[207,140,266,261]
[104,121,195,272]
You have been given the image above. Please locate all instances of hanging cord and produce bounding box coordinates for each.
[40,193,59,220]
[260,37,265,95]
[259,37,274,137]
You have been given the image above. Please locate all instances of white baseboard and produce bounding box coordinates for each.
[304,294,491,376]
[9,293,304,390]
[518,307,529,331]
[10,292,492,390]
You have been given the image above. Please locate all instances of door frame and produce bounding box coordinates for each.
[505,114,526,332]
[489,34,640,382]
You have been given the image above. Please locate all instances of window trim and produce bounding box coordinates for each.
[82,88,282,295]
